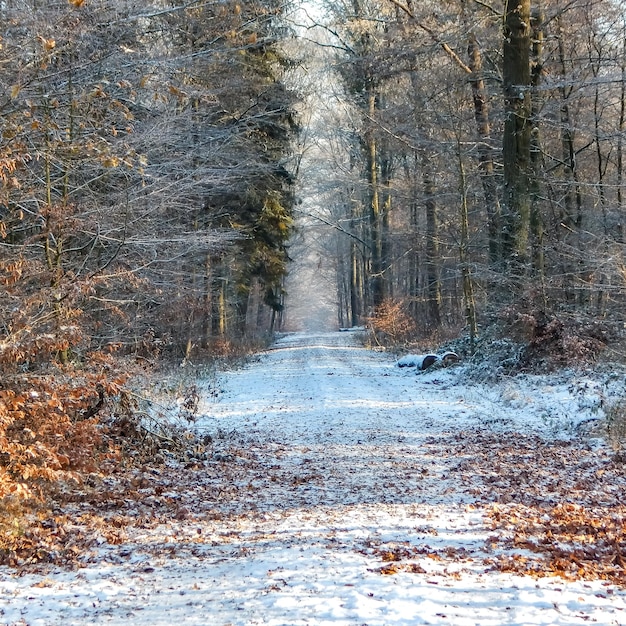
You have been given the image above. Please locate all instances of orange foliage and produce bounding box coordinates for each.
[367,299,417,346]
[0,367,126,498]
[0,257,130,552]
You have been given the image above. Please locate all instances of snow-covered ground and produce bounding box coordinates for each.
[2,331,626,625]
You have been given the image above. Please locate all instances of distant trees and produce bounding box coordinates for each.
[310,0,626,348]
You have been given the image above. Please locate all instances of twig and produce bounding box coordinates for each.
[386,0,472,75]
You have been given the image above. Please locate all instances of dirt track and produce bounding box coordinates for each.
[2,331,626,625]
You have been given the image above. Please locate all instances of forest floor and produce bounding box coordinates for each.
[2,330,626,625]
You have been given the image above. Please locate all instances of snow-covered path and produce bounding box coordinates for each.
[2,331,626,625]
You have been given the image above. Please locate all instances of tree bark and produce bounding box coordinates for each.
[365,89,385,309]
[502,0,532,272]
[350,239,363,327]
[422,151,441,328]
[466,28,501,265]
[458,150,477,350]
[618,26,626,244]
[556,16,584,305]
[529,4,546,294]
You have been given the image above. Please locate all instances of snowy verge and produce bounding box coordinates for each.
[1,331,626,626]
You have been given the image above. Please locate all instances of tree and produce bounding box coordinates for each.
[502,0,532,271]
[301,0,626,341]
[0,0,300,503]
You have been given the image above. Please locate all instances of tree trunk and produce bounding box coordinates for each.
[591,34,609,314]
[350,241,362,328]
[556,16,584,305]
[366,89,385,309]
[422,151,441,328]
[381,150,393,301]
[201,252,212,349]
[457,143,478,350]
[615,25,626,243]
[618,26,626,244]
[466,28,501,265]
[502,0,532,273]
[529,4,546,298]
[336,241,348,328]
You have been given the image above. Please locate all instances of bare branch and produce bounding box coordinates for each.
[386,0,472,75]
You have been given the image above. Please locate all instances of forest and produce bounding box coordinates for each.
[300,0,626,360]
[0,0,298,550]
[2,0,626,562]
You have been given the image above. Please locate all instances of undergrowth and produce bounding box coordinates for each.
[0,326,261,568]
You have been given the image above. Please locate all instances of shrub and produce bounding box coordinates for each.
[497,306,610,371]
[366,299,417,347]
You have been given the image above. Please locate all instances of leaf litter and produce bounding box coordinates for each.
[1,330,626,625]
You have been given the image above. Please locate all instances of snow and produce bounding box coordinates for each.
[1,330,626,625]
[396,353,439,369]
[396,351,459,370]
